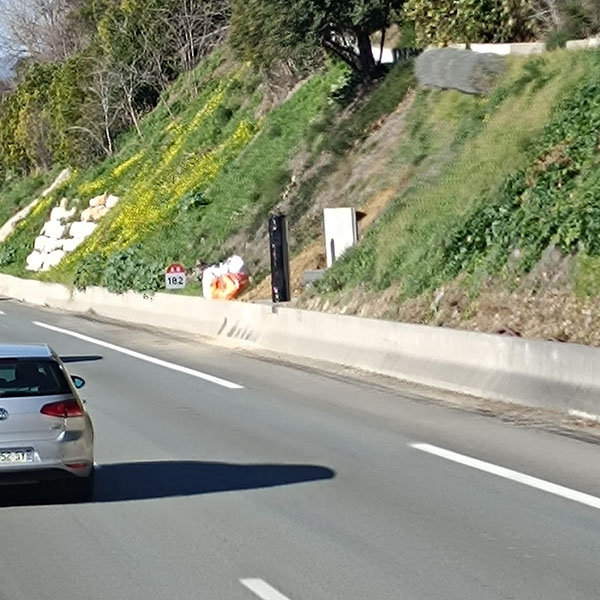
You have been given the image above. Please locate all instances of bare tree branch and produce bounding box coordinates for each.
[0,0,86,62]
[66,125,111,156]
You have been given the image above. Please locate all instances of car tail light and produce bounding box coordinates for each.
[65,462,89,470]
[41,400,84,418]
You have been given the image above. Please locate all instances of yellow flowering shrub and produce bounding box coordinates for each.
[30,195,56,218]
[77,177,108,200]
[188,88,225,130]
[112,151,144,178]
[99,117,257,251]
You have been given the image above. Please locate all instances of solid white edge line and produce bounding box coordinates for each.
[34,321,244,390]
[411,443,600,511]
[240,579,292,600]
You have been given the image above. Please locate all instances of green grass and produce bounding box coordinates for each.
[101,61,348,286]
[286,60,416,253]
[0,50,348,293]
[186,63,348,262]
[4,46,600,313]
[319,62,416,156]
[316,49,596,300]
[574,254,600,298]
[0,170,59,231]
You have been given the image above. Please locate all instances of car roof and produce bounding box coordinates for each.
[0,344,53,359]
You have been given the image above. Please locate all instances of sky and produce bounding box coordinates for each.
[0,0,37,80]
[0,0,13,79]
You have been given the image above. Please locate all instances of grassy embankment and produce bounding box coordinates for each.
[305,50,600,344]
[1,48,600,344]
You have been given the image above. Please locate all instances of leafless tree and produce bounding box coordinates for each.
[68,56,125,157]
[115,64,145,139]
[93,6,170,135]
[103,0,231,115]
[530,0,600,37]
[160,0,230,73]
[530,0,564,32]
[0,0,86,63]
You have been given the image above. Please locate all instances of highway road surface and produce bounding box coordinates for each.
[0,299,599,600]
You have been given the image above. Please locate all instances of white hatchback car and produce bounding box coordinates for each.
[0,344,95,501]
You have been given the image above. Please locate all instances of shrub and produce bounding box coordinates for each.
[102,246,166,294]
[404,0,533,46]
[74,252,106,290]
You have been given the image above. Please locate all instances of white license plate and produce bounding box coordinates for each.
[0,449,33,464]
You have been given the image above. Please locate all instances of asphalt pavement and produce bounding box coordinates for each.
[0,299,599,600]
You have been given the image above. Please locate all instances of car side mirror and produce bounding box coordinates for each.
[72,375,85,390]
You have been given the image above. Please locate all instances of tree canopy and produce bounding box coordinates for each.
[231,0,405,81]
[3,0,599,180]
[0,0,229,176]
[404,0,533,45]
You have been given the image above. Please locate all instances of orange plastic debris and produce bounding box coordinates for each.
[210,272,249,300]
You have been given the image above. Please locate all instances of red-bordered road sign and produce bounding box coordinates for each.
[165,263,186,290]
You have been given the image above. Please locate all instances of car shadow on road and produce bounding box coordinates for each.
[0,461,335,506]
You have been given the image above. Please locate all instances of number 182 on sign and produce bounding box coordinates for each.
[165,263,186,290]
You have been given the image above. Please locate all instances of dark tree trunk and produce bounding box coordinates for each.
[355,28,376,81]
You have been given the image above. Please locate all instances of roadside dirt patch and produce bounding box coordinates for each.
[359,187,397,230]
[243,184,410,302]
[301,276,600,348]
[244,238,327,301]
[241,91,417,300]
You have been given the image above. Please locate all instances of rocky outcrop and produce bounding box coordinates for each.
[416,48,506,95]
[26,193,119,272]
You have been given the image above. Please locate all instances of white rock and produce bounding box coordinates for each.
[48,238,65,252]
[106,195,120,209]
[589,38,600,49]
[34,236,51,252]
[226,255,245,274]
[88,207,101,221]
[49,206,76,223]
[41,250,66,271]
[62,238,84,253]
[81,208,93,222]
[36,237,64,252]
[41,221,66,239]
[69,221,97,239]
[26,251,44,272]
[50,207,67,222]
[89,194,107,208]
[91,206,110,221]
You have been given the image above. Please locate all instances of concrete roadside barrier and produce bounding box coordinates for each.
[470,42,546,56]
[0,273,598,418]
[566,38,600,50]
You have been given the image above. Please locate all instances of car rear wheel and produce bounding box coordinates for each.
[65,468,95,503]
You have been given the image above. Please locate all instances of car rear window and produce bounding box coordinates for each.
[0,359,71,397]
